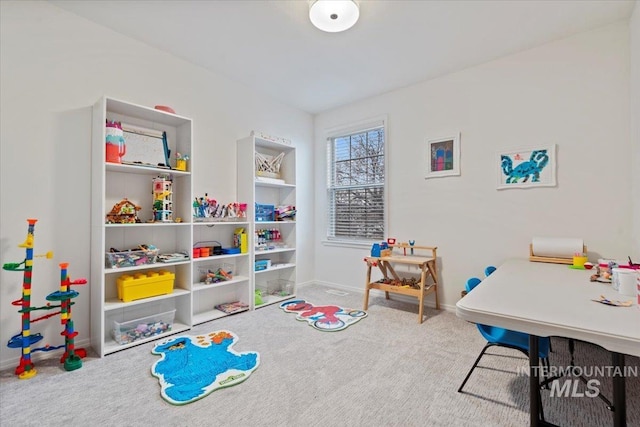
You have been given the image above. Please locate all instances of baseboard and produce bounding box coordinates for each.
[0,337,92,372]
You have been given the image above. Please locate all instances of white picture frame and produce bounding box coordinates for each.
[497,144,557,190]
[425,133,461,179]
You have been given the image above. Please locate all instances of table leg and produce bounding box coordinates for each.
[530,335,540,427]
[363,263,372,310]
[427,260,440,309]
[417,263,426,324]
[612,352,626,427]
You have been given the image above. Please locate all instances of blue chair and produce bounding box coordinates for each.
[458,277,551,393]
[484,265,496,276]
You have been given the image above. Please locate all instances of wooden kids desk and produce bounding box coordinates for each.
[363,244,439,323]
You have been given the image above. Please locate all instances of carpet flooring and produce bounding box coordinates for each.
[1,284,638,426]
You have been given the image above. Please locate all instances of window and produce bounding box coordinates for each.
[327,120,386,241]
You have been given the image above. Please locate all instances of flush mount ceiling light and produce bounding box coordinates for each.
[309,0,360,33]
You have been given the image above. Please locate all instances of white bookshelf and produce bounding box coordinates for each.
[90,96,193,356]
[237,133,297,310]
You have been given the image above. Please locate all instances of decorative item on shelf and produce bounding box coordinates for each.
[154,105,176,114]
[152,175,173,222]
[105,120,126,164]
[250,130,291,146]
[276,205,296,221]
[255,151,285,184]
[105,198,142,224]
[174,152,189,171]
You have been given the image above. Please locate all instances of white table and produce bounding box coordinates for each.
[456,259,640,427]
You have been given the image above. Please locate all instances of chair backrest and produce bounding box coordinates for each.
[465,277,482,293]
[484,266,496,277]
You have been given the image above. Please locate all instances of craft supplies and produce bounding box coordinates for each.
[591,295,633,307]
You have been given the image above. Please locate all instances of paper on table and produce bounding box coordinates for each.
[531,237,584,258]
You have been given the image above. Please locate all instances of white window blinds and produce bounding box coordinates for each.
[327,122,385,241]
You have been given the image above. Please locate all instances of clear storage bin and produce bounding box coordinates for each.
[112,309,175,345]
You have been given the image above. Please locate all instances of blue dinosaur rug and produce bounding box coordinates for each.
[151,330,259,405]
[280,299,367,332]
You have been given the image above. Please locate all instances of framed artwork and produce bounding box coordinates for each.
[497,144,556,190]
[425,133,460,178]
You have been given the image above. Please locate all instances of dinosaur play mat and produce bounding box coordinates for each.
[279,299,367,332]
[151,330,259,405]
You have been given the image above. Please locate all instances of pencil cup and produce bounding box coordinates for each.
[616,269,636,297]
[572,255,588,268]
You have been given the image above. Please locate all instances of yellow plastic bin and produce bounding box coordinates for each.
[117,270,175,302]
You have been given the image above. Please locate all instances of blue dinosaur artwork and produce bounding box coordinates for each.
[151,330,259,405]
[499,146,555,188]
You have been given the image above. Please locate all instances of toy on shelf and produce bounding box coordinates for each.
[192,194,247,222]
[106,198,141,224]
[2,219,87,379]
[152,175,173,222]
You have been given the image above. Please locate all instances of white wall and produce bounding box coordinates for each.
[314,22,633,309]
[0,1,314,369]
[631,1,640,261]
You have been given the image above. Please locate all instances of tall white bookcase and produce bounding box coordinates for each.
[90,97,193,357]
[237,133,297,308]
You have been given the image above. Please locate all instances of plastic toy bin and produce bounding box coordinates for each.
[112,309,175,345]
[255,203,275,222]
[105,248,159,269]
[117,270,175,302]
[260,279,294,297]
[198,263,233,284]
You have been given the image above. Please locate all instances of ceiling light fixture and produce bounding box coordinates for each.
[309,0,360,33]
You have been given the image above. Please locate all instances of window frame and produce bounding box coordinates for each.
[324,116,388,245]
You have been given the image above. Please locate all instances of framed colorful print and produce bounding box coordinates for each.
[497,144,557,190]
[425,133,460,179]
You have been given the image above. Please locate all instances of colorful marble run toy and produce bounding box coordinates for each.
[2,219,87,379]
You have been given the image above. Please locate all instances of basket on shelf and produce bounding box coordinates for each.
[255,151,284,179]
[105,246,159,269]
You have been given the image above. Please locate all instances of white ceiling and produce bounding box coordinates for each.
[50,0,635,114]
